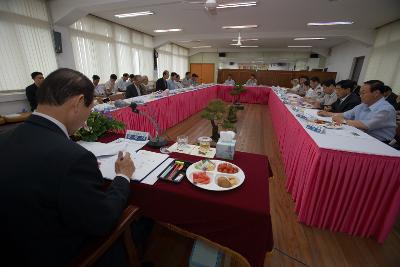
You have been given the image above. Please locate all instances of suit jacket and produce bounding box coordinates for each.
[155,78,168,91]
[385,92,398,110]
[25,83,38,111]
[125,83,141,98]
[331,93,361,113]
[0,115,130,267]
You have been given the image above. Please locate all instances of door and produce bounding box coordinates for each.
[350,56,364,82]
[190,63,215,83]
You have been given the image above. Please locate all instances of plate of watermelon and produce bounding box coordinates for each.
[186,160,245,191]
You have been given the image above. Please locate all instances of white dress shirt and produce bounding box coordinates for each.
[115,79,129,92]
[224,79,235,86]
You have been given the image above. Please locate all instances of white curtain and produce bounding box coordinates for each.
[157,43,189,79]
[0,0,57,92]
[70,15,154,82]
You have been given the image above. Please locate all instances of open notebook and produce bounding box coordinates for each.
[98,150,169,182]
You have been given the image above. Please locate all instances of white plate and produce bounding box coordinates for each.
[186,160,245,191]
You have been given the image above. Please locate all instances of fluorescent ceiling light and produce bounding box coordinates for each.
[222,25,258,29]
[230,43,241,46]
[192,45,212,48]
[307,21,353,26]
[240,45,259,48]
[154,28,183,33]
[217,2,257,9]
[178,40,201,43]
[294,37,326,40]
[232,38,258,41]
[288,45,312,48]
[115,11,154,18]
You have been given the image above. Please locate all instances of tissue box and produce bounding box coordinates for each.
[216,139,236,160]
[189,240,222,267]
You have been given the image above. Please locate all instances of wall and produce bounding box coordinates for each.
[325,41,372,84]
[364,20,400,93]
[189,51,312,82]
[54,25,76,69]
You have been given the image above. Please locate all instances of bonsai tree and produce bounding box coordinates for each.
[201,99,235,142]
[230,84,247,109]
[227,105,238,123]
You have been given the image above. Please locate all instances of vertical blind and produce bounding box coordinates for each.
[364,20,400,93]
[70,15,154,82]
[157,43,189,79]
[0,0,57,92]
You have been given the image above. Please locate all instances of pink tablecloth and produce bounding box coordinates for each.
[268,91,400,242]
[110,85,400,242]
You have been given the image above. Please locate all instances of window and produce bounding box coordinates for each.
[0,0,57,92]
[70,15,154,82]
[157,43,189,79]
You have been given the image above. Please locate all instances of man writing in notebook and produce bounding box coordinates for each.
[0,68,135,266]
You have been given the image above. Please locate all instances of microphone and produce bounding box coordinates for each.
[129,102,167,148]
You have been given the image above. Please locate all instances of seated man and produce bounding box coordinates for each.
[182,72,192,87]
[92,74,107,97]
[383,85,398,110]
[0,68,135,266]
[311,79,337,110]
[224,74,235,86]
[191,73,199,86]
[298,75,309,97]
[115,73,130,92]
[310,76,324,98]
[245,74,257,86]
[175,74,183,88]
[167,72,177,90]
[126,75,143,98]
[331,80,396,143]
[105,74,118,95]
[318,80,360,115]
[129,73,135,83]
[156,70,169,91]
[288,78,300,94]
[25,71,44,111]
[140,75,151,93]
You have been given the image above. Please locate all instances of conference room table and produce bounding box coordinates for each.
[100,133,273,267]
[108,84,400,244]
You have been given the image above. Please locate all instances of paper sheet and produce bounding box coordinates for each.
[99,150,169,181]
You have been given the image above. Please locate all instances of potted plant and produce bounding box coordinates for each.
[227,105,238,123]
[74,112,125,142]
[230,84,247,110]
[201,99,235,143]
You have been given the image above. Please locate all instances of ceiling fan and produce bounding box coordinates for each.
[231,32,243,46]
[182,0,231,15]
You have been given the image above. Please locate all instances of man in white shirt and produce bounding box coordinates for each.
[182,72,192,87]
[115,73,130,92]
[245,74,257,86]
[92,75,106,96]
[175,74,183,89]
[167,72,177,90]
[224,74,235,86]
[105,74,118,95]
[310,76,324,98]
[312,79,337,110]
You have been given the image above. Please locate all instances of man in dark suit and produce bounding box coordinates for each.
[25,71,44,111]
[126,75,145,98]
[383,85,398,110]
[155,70,169,91]
[0,68,135,267]
[318,79,361,116]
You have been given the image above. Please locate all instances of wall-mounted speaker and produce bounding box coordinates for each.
[310,53,319,58]
[53,31,62,53]
[219,52,226,57]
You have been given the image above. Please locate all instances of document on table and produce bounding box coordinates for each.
[99,150,170,182]
[78,138,148,157]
